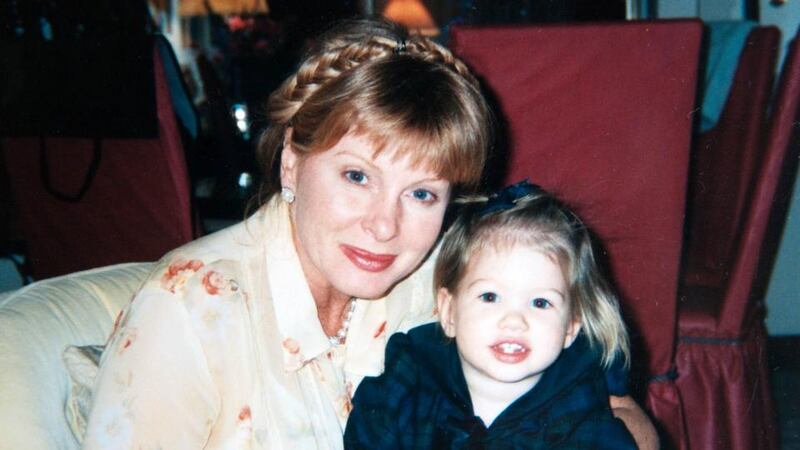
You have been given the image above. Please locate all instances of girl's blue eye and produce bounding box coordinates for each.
[344,170,367,185]
[531,298,551,309]
[479,292,498,303]
[411,189,435,202]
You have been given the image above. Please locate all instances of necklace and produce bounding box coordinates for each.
[328,298,357,346]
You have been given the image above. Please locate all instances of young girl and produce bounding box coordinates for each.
[344,181,637,449]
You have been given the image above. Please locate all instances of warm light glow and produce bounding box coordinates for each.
[382,0,439,37]
[179,0,268,17]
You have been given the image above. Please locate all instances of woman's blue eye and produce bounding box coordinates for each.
[479,292,498,303]
[411,189,435,202]
[531,298,551,309]
[344,170,367,185]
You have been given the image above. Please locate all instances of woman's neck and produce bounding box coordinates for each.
[310,284,353,337]
[287,210,353,337]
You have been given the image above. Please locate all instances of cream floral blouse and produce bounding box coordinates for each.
[83,198,439,450]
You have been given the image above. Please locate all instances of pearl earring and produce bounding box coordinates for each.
[281,187,295,204]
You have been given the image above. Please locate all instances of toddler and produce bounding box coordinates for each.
[344,181,637,449]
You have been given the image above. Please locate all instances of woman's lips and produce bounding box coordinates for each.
[490,340,530,364]
[340,245,397,273]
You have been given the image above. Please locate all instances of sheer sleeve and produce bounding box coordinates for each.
[83,260,221,449]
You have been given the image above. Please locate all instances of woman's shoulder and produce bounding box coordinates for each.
[120,222,264,332]
[106,254,254,388]
[147,257,244,298]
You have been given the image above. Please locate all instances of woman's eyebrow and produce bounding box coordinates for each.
[334,150,448,187]
[334,150,379,170]
[413,176,449,185]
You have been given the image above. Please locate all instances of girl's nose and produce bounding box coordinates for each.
[498,309,529,332]
[362,197,400,242]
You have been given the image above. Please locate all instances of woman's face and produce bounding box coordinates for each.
[281,131,451,301]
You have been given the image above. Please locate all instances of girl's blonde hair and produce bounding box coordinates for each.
[254,17,492,205]
[434,186,630,368]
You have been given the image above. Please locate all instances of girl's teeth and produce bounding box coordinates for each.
[498,343,524,353]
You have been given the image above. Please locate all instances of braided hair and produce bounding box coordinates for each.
[254,18,492,205]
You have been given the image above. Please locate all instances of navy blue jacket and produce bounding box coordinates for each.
[344,323,636,449]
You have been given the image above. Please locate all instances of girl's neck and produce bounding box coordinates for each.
[461,361,541,427]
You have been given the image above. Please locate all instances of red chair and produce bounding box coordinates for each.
[1,36,195,280]
[675,28,800,450]
[683,26,780,289]
[451,21,703,448]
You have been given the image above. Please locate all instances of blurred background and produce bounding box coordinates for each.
[2,0,797,339]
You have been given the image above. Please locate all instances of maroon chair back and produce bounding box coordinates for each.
[1,38,194,280]
[451,21,703,448]
[683,27,780,294]
[675,28,798,450]
[724,31,800,332]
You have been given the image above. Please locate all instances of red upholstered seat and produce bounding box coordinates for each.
[451,21,703,448]
[1,36,195,280]
[675,26,795,450]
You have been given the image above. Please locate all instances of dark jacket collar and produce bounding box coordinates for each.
[406,323,604,430]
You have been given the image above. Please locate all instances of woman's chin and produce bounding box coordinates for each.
[333,257,421,300]
[345,284,392,300]
[337,275,397,300]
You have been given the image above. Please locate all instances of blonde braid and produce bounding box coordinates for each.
[403,36,481,89]
[267,34,479,126]
[267,36,397,125]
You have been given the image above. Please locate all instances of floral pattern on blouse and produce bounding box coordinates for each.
[83,198,440,450]
[160,258,204,293]
[114,327,137,356]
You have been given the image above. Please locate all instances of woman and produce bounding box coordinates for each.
[84,18,657,450]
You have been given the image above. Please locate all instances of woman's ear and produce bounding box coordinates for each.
[563,319,582,349]
[280,127,299,190]
[436,288,457,338]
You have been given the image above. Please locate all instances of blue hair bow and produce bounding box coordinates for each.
[480,179,542,216]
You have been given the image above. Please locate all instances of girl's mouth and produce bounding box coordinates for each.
[490,341,530,363]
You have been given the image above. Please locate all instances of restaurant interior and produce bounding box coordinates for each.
[1,0,799,448]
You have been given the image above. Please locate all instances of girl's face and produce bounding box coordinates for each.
[437,242,581,397]
[281,130,451,301]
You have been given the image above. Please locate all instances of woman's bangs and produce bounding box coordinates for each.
[354,115,482,188]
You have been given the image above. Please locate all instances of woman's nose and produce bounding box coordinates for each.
[499,309,529,331]
[362,197,400,242]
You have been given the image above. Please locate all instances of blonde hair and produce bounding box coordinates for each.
[434,188,630,368]
[254,18,492,205]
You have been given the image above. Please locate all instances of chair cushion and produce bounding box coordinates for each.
[63,344,104,443]
[0,263,153,450]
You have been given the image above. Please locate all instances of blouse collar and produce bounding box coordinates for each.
[262,198,332,371]
[261,198,395,376]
